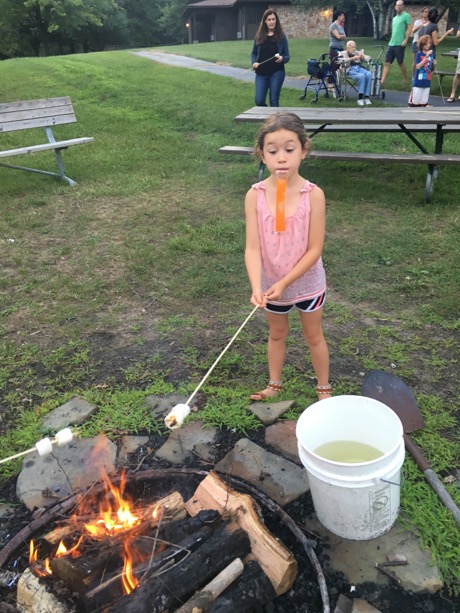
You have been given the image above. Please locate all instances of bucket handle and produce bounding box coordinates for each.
[381,470,406,487]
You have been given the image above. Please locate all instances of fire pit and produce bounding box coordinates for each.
[2,469,326,613]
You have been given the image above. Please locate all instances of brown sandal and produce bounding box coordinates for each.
[316,384,332,399]
[250,380,282,401]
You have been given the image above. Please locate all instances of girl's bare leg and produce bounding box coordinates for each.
[299,308,331,399]
[250,312,289,400]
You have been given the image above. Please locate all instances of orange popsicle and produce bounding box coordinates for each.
[275,176,287,232]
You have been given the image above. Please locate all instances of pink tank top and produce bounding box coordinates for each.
[254,180,326,305]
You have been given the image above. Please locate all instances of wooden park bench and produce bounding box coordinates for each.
[0,97,94,186]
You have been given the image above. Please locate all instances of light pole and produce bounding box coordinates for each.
[185,22,192,45]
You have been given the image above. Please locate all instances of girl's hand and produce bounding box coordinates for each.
[275,55,283,63]
[264,281,286,302]
[447,28,454,35]
[252,62,259,70]
[250,289,266,308]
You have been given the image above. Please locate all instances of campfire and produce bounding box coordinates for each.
[19,471,298,612]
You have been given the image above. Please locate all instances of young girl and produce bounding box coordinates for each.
[245,112,331,402]
[408,35,434,107]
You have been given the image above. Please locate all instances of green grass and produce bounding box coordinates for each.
[0,46,459,594]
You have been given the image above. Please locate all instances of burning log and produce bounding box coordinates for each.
[108,523,251,613]
[84,524,216,611]
[185,471,297,596]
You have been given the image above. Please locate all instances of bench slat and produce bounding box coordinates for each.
[0,97,76,132]
[219,146,460,165]
[0,138,95,158]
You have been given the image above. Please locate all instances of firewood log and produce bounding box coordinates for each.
[83,525,214,611]
[174,557,244,613]
[186,471,297,595]
[208,560,277,612]
[107,524,251,613]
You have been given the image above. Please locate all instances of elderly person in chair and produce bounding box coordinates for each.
[345,40,372,106]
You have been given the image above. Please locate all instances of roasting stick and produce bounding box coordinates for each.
[241,54,280,74]
[164,304,260,430]
[0,428,76,465]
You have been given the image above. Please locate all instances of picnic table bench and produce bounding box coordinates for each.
[0,96,94,186]
[221,107,460,202]
[433,70,456,86]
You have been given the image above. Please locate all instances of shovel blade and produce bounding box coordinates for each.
[362,370,425,434]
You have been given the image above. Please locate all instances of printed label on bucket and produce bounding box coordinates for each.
[369,484,392,531]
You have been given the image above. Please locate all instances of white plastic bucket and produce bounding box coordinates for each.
[296,395,405,540]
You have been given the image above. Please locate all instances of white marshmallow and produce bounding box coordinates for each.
[164,404,191,430]
[55,428,73,446]
[35,438,53,456]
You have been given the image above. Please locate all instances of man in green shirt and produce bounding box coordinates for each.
[381,0,412,87]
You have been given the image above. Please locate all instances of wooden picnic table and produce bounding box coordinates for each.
[441,49,460,58]
[228,106,460,202]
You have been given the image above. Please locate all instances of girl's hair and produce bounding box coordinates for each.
[333,9,345,21]
[255,10,284,45]
[427,7,439,23]
[255,112,310,158]
[421,6,429,14]
[418,34,431,50]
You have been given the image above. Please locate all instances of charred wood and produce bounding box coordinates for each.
[83,526,214,611]
[208,560,277,613]
[108,524,251,613]
[174,557,244,613]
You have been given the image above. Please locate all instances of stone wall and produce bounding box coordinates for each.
[270,5,450,40]
[273,5,332,39]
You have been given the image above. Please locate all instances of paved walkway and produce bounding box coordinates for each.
[135,50,453,108]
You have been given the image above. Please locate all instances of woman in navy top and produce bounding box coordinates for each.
[251,9,290,107]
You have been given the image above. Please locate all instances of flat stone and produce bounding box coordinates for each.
[306,515,443,594]
[41,397,97,431]
[117,435,150,466]
[214,438,309,506]
[351,599,382,613]
[248,399,295,426]
[265,420,300,464]
[334,594,353,613]
[0,503,16,519]
[17,568,75,613]
[145,394,190,421]
[16,435,117,511]
[155,421,218,464]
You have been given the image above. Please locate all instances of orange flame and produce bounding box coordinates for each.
[29,540,53,577]
[29,471,152,594]
[121,540,139,595]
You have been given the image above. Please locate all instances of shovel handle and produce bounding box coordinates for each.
[404,435,460,527]
[403,434,430,472]
[424,469,460,528]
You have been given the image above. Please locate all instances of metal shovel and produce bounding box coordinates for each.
[362,369,460,527]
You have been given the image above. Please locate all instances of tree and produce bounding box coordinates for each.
[0,0,122,57]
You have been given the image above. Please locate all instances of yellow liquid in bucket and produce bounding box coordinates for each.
[314,440,383,463]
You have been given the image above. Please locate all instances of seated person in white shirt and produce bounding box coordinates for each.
[345,40,373,106]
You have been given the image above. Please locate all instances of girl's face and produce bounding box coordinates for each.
[261,129,307,178]
[423,41,431,52]
[422,9,429,18]
[265,14,277,30]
